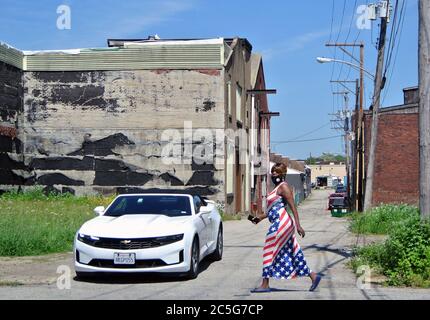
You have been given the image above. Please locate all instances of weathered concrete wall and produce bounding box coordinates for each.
[223,39,253,214]
[0,61,23,187]
[2,69,226,201]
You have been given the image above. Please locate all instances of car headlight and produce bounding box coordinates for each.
[77,233,100,245]
[154,234,184,244]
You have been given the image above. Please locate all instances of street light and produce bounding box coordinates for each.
[316,57,375,80]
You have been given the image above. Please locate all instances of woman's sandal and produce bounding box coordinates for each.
[309,275,322,292]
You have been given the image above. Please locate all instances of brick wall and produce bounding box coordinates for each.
[364,110,419,206]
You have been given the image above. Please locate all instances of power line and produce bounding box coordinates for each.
[382,0,406,105]
[330,0,347,83]
[271,135,344,144]
[345,0,369,80]
[336,0,359,83]
[289,122,331,141]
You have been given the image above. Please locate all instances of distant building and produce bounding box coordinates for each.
[307,162,347,187]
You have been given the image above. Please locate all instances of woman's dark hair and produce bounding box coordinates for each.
[271,162,288,176]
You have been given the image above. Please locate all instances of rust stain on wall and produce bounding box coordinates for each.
[196,69,221,76]
[151,69,172,75]
[0,126,17,138]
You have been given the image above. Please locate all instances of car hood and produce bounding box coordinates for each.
[78,214,193,238]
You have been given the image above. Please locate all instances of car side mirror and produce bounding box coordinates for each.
[199,203,214,214]
[94,206,105,216]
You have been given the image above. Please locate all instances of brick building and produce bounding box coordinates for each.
[363,87,419,206]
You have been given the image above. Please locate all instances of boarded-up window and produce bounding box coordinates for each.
[236,84,242,122]
[226,143,234,194]
[227,81,232,115]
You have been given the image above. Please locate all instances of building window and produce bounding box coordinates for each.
[227,81,232,116]
[226,143,234,194]
[236,83,242,122]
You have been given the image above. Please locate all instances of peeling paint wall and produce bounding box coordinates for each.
[2,68,226,201]
[0,61,23,187]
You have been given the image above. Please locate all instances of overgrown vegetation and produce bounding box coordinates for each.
[0,189,242,256]
[350,204,430,287]
[217,208,242,221]
[0,189,114,256]
[306,152,346,165]
[350,204,420,235]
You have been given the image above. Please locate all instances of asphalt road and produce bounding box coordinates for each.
[1,189,430,300]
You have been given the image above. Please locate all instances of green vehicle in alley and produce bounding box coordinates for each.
[330,196,352,217]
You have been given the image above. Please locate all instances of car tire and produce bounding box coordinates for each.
[209,225,223,261]
[185,237,200,280]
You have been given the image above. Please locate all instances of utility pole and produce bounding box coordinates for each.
[363,0,390,211]
[419,0,430,220]
[331,80,359,202]
[329,92,351,197]
[326,43,365,211]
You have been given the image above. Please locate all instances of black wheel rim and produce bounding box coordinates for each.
[218,230,223,256]
[192,242,198,272]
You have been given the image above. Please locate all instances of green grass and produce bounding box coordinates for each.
[350,204,430,288]
[349,204,420,235]
[0,189,114,257]
[217,208,242,221]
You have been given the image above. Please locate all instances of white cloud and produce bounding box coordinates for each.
[262,28,333,61]
[110,0,196,37]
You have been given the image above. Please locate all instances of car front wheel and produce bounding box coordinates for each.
[185,237,200,279]
[210,225,223,261]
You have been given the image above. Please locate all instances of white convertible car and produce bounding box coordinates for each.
[74,193,223,279]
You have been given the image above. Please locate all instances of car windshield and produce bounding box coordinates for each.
[104,195,192,217]
[332,198,347,206]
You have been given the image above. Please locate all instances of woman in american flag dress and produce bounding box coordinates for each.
[251,163,321,293]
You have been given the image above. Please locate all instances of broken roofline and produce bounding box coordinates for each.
[0,37,247,71]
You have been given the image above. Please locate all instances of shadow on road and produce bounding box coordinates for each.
[302,244,353,258]
[73,257,218,284]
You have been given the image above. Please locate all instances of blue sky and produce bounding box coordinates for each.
[0,0,418,159]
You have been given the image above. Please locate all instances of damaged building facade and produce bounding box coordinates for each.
[0,37,274,215]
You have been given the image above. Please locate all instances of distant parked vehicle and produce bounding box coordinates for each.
[330,196,351,217]
[328,193,348,210]
[335,185,347,195]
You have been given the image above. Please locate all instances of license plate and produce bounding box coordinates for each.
[114,253,136,265]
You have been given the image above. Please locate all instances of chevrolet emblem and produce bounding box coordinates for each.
[121,240,131,244]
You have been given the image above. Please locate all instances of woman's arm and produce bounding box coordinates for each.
[278,183,306,237]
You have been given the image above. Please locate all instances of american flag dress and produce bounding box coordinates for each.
[262,182,312,279]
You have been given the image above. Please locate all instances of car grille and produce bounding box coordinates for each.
[79,234,184,250]
[88,259,167,269]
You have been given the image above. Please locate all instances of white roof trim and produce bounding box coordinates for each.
[23,49,81,55]
[123,38,224,48]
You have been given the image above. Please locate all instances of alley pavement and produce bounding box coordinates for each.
[1,189,430,300]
